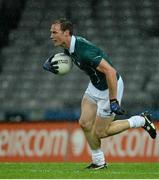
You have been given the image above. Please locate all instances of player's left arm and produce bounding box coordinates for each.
[96,59,117,100]
[43,54,59,74]
[97,59,125,115]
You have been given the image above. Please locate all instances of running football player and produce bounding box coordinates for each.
[43,18,157,170]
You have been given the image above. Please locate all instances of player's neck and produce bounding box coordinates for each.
[63,35,71,49]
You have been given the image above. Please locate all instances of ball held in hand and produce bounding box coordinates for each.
[51,53,73,75]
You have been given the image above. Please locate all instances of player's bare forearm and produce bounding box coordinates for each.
[105,69,117,100]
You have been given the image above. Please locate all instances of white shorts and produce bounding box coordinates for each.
[84,77,124,118]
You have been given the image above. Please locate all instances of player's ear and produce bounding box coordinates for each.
[64,30,70,36]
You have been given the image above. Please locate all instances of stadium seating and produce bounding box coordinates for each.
[0,0,159,120]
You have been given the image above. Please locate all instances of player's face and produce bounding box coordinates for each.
[50,23,66,47]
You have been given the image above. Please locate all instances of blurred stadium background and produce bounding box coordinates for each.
[0,0,158,163]
[0,0,159,121]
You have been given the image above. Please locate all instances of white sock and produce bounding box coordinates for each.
[128,116,145,128]
[91,148,105,165]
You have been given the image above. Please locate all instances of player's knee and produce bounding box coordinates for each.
[79,118,92,132]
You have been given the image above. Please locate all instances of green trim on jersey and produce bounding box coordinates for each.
[64,36,119,90]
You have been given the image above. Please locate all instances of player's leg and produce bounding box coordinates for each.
[79,95,106,169]
[79,95,99,150]
[94,111,156,139]
[79,77,124,169]
[93,76,156,139]
[104,119,130,136]
[93,114,142,139]
[93,84,156,139]
[91,76,127,138]
[89,110,156,170]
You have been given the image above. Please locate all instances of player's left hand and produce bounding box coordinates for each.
[110,99,125,115]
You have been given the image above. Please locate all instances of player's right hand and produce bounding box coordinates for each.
[43,55,59,74]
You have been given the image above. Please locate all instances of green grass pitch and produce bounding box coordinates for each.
[0,162,159,179]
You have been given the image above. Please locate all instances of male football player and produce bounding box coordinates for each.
[43,18,157,170]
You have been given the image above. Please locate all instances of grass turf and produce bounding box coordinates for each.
[0,162,158,179]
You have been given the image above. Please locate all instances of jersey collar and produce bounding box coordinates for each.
[69,35,76,54]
